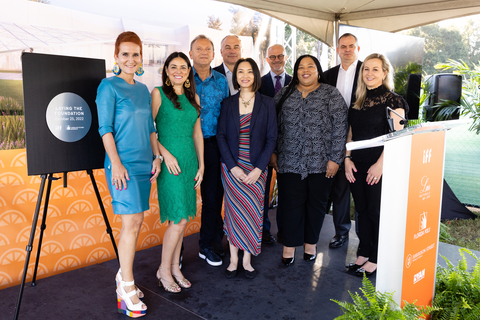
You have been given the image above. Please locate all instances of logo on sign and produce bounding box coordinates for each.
[419,176,431,200]
[414,269,425,284]
[419,212,427,231]
[405,254,412,268]
[423,149,432,163]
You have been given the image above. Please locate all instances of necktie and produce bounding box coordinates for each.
[274,75,282,95]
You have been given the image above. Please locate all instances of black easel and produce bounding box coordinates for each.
[13,170,118,320]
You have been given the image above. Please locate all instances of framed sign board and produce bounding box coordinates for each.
[22,53,106,175]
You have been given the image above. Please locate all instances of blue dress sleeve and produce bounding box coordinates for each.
[96,79,116,137]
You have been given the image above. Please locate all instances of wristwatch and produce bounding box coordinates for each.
[345,155,353,161]
[153,155,164,163]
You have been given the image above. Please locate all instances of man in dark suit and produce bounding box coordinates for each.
[258,44,292,244]
[213,35,242,96]
[323,33,362,249]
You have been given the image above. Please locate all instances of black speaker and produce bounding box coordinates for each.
[404,73,421,120]
[425,73,462,121]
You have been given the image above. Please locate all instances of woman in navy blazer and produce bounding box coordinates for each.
[217,58,277,279]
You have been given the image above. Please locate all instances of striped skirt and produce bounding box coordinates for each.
[221,113,268,256]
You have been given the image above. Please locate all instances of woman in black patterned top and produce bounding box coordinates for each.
[272,55,348,266]
[345,53,408,276]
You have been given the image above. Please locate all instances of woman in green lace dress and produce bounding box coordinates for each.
[151,52,204,293]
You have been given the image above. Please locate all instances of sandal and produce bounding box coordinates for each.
[171,263,191,288]
[117,279,147,318]
[116,268,144,300]
[156,267,181,293]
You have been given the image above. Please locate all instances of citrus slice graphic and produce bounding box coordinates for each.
[69,234,96,249]
[86,247,110,263]
[140,222,149,233]
[19,262,48,281]
[10,152,26,167]
[0,196,6,207]
[0,172,25,187]
[150,188,158,199]
[29,176,42,184]
[140,234,160,248]
[100,195,112,209]
[0,210,27,227]
[54,255,81,272]
[82,181,107,195]
[40,240,65,256]
[12,189,38,204]
[15,226,40,243]
[153,218,168,230]
[37,204,61,219]
[83,214,105,229]
[66,200,93,215]
[144,204,159,217]
[0,233,10,246]
[113,214,122,223]
[0,248,26,265]
[101,227,120,243]
[51,219,79,236]
[0,271,13,287]
[185,221,201,236]
[51,186,77,199]
[68,171,88,179]
[0,159,4,168]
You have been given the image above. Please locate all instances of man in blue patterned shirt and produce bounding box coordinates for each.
[189,34,230,266]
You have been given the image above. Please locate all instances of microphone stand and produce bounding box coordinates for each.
[386,106,408,132]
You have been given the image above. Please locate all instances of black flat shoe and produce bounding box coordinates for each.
[281,256,295,267]
[329,235,349,248]
[345,261,367,271]
[356,267,376,277]
[225,268,237,278]
[244,269,257,279]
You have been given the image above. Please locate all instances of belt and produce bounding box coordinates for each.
[204,135,217,143]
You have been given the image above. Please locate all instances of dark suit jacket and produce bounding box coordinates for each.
[217,92,277,171]
[323,61,362,106]
[213,63,226,76]
[258,73,293,98]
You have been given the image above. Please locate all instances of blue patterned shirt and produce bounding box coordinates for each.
[193,67,229,138]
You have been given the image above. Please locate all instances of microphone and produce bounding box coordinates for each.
[386,107,395,132]
[387,107,407,125]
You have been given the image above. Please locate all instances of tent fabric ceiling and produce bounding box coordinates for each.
[217,0,480,46]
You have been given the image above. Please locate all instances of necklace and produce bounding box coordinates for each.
[240,94,255,108]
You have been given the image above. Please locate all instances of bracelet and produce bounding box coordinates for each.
[153,154,164,163]
[344,155,353,161]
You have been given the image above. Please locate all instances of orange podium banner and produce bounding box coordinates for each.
[352,125,449,308]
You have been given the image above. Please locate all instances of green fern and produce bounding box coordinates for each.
[331,276,437,319]
[432,248,480,319]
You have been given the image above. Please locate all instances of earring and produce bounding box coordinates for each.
[112,62,121,75]
[135,63,144,76]
[184,79,191,88]
[165,77,171,86]
[383,77,386,80]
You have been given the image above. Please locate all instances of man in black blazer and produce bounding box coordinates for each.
[323,33,362,249]
[213,35,242,96]
[258,44,292,244]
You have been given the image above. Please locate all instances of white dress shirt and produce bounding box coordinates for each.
[223,63,238,95]
[336,60,358,108]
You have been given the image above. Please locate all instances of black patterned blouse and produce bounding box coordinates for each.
[274,83,348,179]
[348,85,409,167]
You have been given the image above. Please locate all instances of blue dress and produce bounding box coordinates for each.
[96,76,156,215]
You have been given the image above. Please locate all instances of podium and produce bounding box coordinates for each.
[346,119,469,307]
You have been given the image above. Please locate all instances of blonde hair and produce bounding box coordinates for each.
[353,53,394,110]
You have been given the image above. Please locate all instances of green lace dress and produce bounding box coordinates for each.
[155,87,199,224]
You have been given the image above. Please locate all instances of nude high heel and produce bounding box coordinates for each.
[171,263,191,288]
[156,266,181,293]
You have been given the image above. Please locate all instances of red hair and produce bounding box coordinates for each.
[114,31,143,57]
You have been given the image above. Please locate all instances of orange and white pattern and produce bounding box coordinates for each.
[0,148,203,289]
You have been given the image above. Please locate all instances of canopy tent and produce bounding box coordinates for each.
[217,0,480,47]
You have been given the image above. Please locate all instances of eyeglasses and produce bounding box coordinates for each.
[268,54,285,61]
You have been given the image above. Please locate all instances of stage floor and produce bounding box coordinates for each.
[2,211,478,320]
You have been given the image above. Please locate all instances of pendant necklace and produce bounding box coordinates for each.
[240,95,255,108]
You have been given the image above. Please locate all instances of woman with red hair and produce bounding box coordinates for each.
[96,31,161,317]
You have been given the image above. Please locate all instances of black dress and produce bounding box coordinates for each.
[348,85,408,263]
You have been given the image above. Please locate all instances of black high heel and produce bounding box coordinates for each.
[303,245,317,261]
[345,261,367,271]
[356,267,377,277]
[282,248,295,267]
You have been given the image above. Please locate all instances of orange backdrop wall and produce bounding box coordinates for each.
[0,148,202,290]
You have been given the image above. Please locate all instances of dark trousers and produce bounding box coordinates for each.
[349,166,382,263]
[330,162,353,237]
[277,173,333,247]
[262,166,273,232]
[199,138,224,250]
